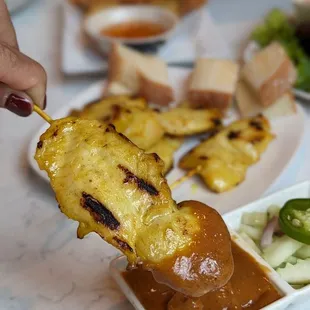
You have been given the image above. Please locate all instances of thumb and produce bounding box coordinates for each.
[0,83,34,117]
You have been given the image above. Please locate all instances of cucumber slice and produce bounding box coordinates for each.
[241,212,268,227]
[239,232,262,255]
[285,256,298,265]
[239,224,263,241]
[263,235,303,268]
[295,245,310,259]
[267,205,281,220]
[276,259,310,284]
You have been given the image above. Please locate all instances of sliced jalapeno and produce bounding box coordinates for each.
[279,199,310,245]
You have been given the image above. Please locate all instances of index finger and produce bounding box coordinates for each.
[0,0,18,48]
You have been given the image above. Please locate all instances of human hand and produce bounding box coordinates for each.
[0,0,47,117]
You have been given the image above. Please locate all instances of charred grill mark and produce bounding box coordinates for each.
[153,153,161,162]
[111,105,121,121]
[113,237,133,252]
[118,165,159,196]
[118,132,132,144]
[199,155,209,160]
[105,124,116,133]
[249,120,263,131]
[81,192,120,230]
[227,130,241,140]
[101,105,121,123]
[37,141,43,149]
[212,118,222,127]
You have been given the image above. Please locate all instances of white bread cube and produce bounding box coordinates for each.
[138,55,174,106]
[242,42,297,107]
[188,58,240,111]
[107,43,144,96]
[106,43,174,106]
[236,79,296,119]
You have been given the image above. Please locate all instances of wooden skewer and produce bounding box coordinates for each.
[170,167,201,190]
[33,105,53,124]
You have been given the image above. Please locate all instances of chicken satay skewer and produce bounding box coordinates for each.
[33,105,53,124]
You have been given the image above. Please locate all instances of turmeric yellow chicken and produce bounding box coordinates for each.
[35,117,233,297]
[147,136,184,174]
[179,115,274,193]
[156,107,222,136]
[70,96,164,150]
[70,96,222,149]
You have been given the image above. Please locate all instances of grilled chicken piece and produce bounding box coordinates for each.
[147,136,184,175]
[157,107,222,136]
[69,96,163,150]
[35,118,233,297]
[179,115,274,193]
[72,96,147,118]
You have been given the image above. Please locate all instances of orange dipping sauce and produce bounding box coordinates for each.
[100,21,167,39]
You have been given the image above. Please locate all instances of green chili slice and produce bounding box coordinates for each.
[279,199,310,245]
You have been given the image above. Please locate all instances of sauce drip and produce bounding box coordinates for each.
[100,21,166,39]
[122,242,282,310]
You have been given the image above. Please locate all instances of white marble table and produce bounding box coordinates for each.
[1,0,310,309]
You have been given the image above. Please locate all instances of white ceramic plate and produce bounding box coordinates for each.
[110,181,310,310]
[243,41,310,101]
[61,2,238,75]
[28,67,305,214]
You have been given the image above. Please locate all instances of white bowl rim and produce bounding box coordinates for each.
[84,5,179,45]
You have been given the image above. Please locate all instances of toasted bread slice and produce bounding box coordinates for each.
[242,42,297,107]
[138,55,174,106]
[236,79,296,119]
[188,58,239,111]
[106,43,174,105]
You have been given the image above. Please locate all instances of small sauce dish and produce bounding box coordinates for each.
[84,5,179,54]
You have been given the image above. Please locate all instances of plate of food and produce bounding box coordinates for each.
[243,8,310,101]
[110,181,310,309]
[28,41,308,309]
[30,43,305,214]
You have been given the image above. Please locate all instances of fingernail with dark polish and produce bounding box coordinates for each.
[5,94,33,117]
[43,95,47,110]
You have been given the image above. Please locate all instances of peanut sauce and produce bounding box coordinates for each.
[122,242,282,310]
[100,21,166,39]
[147,201,234,298]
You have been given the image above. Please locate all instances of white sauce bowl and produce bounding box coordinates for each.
[84,5,179,54]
